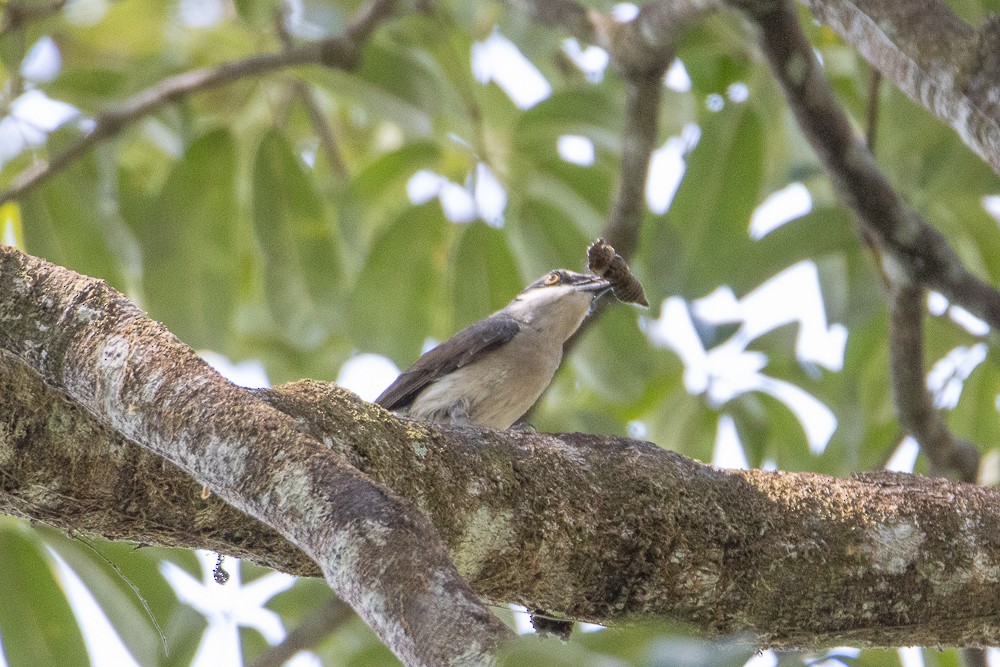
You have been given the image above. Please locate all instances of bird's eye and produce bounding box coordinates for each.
[544,272,561,285]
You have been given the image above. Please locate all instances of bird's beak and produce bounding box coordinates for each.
[572,275,612,295]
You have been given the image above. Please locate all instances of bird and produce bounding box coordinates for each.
[375,269,612,429]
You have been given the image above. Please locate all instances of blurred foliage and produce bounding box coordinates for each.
[1,0,998,665]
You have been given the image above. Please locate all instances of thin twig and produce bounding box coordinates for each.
[275,5,350,182]
[251,596,355,667]
[0,0,397,205]
[0,0,66,37]
[865,69,881,153]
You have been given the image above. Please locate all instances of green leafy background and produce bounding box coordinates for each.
[1,0,998,665]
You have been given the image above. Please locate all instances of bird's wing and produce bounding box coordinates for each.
[374,313,521,410]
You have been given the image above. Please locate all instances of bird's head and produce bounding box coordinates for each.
[505,270,611,332]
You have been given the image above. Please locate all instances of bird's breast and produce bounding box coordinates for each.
[409,329,563,429]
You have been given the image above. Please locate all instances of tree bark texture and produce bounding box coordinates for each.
[801,0,1000,177]
[3,246,1000,650]
[0,246,510,667]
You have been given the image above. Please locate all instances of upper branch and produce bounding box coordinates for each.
[733,0,1000,331]
[802,0,1000,177]
[4,246,1000,649]
[0,0,397,206]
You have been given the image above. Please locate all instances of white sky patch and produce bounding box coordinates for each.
[664,59,691,92]
[612,3,640,21]
[628,420,648,439]
[2,220,16,246]
[21,37,61,82]
[558,135,595,166]
[928,291,949,316]
[750,183,813,239]
[809,648,863,667]
[925,291,990,335]
[649,263,843,454]
[162,552,318,667]
[712,414,749,469]
[51,550,140,667]
[407,169,442,204]
[885,436,920,473]
[984,195,1000,223]
[727,82,749,103]
[0,89,80,166]
[199,351,270,389]
[509,604,536,634]
[472,32,551,109]
[756,376,836,454]
[927,343,988,410]
[693,262,847,371]
[178,0,224,27]
[280,0,327,40]
[897,646,925,667]
[337,353,401,402]
[406,166,506,226]
[561,39,609,82]
[647,138,685,214]
[646,124,699,215]
[439,180,477,222]
[949,305,989,336]
[474,162,507,227]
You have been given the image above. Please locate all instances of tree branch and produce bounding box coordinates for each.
[0,245,511,667]
[0,0,396,205]
[251,596,355,667]
[886,279,979,481]
[734,0,1000,331]
[0,0,66,37]
[801,0,1000,177]
[5,246,1000,649]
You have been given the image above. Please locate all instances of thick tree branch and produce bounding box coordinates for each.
[5,247,1000,649]
[0,245,510,667]
[801,0,1000,177]
[0,0,396,205]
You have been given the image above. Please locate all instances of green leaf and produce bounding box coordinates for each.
[450,223,522,329]
[348,203,448,363]
[642,105,765,303]
[136,129,241,351]
[39,529,176,667]
[507,198,590,280]
[574,306,681,407]
[736,207,857,292]
[515,88,622,158]
[22,159,129,290]
[0,521,89,667]
[252,130,343,347]
[232,0,278,26]
[340,141,442,268]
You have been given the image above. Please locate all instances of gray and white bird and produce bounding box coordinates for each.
[375,269,612,429]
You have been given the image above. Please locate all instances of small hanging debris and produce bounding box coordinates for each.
[213,553,230,585]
